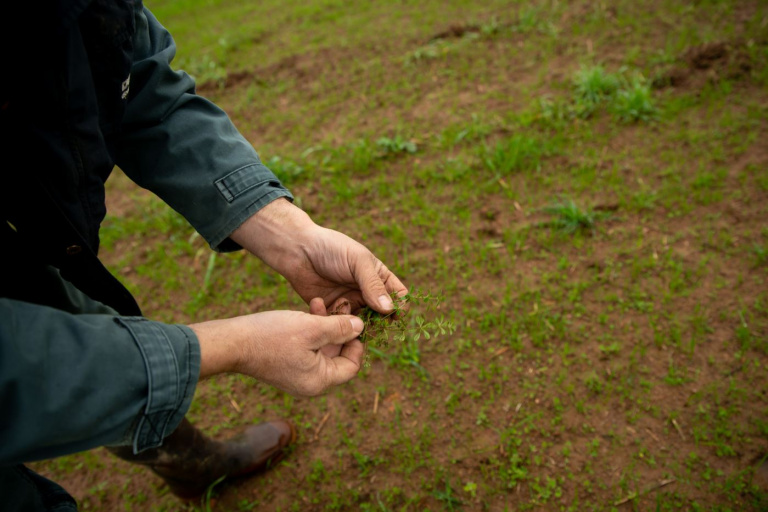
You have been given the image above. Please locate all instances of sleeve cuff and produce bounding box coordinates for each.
[212,188,294,253]
[114,318,200,453]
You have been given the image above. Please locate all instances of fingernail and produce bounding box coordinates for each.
[350,317,364,334]
[378,294,393,311]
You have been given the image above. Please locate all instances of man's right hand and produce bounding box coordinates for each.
[189,309,364,396]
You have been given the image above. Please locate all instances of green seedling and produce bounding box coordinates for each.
[376,135,418,156]
[613,76,657,123]
[358,289,455,369]
[540,198,610,234]
[432,480,464,511]
[752,244,768,266]
[481,134,544,177]
[202,475,226,512]
[406,40,452,63]
[265,155,305,184]
[573,65,620,117]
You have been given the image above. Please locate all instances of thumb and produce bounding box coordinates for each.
[313,314,364,349]
[354,254,394,314]
[325,340,364,387]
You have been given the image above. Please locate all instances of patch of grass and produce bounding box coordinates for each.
[540,198,609,234]
[512,6,558,35]
[480,134,547,177]
[752,244,768,266]
[573,65,621,117]
[264,155,306,184]
[431,479,464,511]
[376,135,417,156]
[178,54,228,85]
[360,290,454,381]
[613,76,657,123]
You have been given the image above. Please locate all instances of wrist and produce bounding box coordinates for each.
[190,319,244,379]
[230,198,316,274]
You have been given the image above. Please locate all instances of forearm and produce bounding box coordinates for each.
[0,299,199,463]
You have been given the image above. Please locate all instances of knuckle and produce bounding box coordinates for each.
[336,315,351,337]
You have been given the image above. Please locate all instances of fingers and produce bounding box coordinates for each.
[384,273,410,315]
[312,314,364,350]
[312,298,345,357]
[354,253,401,314]
[329,297,351,315]
[339,338,364,365]
[383,271,409,301]
[309,297,327,316]
[315,316,364,390]
[325,340,364,386]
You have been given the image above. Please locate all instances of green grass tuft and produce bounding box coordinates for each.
[541,198,610,234]
[573,65,621,117]
[481,134,546,177]
[613,76,657,123]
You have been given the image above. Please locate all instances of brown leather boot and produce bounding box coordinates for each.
[108,418,296,499]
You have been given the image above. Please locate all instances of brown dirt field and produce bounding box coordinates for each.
[26,1,768,510]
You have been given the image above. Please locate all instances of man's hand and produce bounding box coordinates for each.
[231,198,408,315]
[190,310,364,396]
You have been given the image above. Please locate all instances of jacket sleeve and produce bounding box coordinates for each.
[115,4,292,252]
[0,298,200,464]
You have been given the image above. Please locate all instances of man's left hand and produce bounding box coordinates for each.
[231,198,408,315]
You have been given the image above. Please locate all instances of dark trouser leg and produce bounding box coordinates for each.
[108,417,295,499]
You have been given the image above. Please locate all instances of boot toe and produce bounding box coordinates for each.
[233,419,296,476]
[120,418,297,500]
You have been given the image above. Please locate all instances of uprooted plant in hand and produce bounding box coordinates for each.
[356,289,455,368]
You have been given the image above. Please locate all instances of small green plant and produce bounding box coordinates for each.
[202,475,226,512]
[406,40,452,63]
[530,476,563,504]
[599,341,621,357]
[735,311,752,351]
[307,459,328,484]
[480,17,502,36]
[345,139,377,173]
[752,244,768,266]
[481,134,544,177]
[359,290,455,371]
[512,7,556,35]
[540,198,609,234]
[573,65,620,117]
[376,135,418,156]
[265,155,305,184]
[613,76,657,123]
[538,96,576,128]
[665,358,689,386]
[588,438,601,457]
[584,371,604,394]
[432,480,463,511]
[368,335,428,379]
[178,54,228,86]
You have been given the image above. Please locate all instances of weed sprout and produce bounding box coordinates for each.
[540,198,611,234]
[613,76,657,123]
[573,65,621,117]
[357,289,455,373]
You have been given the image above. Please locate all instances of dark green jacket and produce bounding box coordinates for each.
[0,1,291,510]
